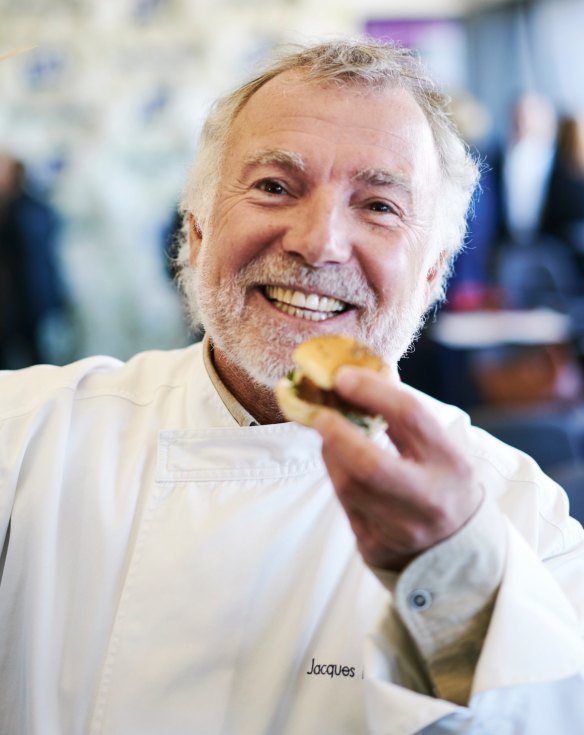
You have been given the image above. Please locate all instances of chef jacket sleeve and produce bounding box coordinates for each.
[364,466,584,734]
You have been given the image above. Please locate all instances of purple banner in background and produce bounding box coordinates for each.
[365,18,455,48]
[364,17,467,90]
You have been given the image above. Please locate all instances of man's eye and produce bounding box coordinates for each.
[256,179,287,195]
[368,201,395,214]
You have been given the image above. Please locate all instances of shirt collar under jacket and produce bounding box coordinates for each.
[202,335,259,427]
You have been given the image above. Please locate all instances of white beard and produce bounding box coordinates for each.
[184,249,429,389]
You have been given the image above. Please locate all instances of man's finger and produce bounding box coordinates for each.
[333,366,458,462]
[313,406,423,509]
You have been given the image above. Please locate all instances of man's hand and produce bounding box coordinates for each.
[312,366,484,571]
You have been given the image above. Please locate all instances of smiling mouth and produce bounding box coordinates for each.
[263,285,350,321]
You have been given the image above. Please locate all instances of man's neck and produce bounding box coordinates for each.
[212,345,286,426]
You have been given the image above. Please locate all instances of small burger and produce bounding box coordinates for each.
[275,334,387,434]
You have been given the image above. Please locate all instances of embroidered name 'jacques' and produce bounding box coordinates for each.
[305,657,356,679]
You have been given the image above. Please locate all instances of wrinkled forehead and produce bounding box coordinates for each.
[233,68,426,126]
[227,71,438,162]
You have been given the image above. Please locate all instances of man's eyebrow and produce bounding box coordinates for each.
[241,149,306,175]
[353,168,412,193]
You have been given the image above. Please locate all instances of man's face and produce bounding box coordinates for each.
[188,73,444,387]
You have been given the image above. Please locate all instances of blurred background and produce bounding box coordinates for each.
[2,0,584,506]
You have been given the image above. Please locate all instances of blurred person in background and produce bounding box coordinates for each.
[542,113,584,274]
[498,92,557,245]
[1,39,583,735]
[0,151,70,368]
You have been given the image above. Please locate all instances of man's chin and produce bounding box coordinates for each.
[206,327,294,389]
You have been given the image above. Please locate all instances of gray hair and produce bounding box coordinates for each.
[177,37,480,303]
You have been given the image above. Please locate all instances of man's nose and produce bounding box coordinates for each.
[282,193,352,266]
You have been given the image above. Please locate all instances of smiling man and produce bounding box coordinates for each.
[1,39,584,735]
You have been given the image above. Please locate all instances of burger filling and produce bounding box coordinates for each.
[289,369,373,429]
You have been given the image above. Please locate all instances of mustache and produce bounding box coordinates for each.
[228,252,378,309]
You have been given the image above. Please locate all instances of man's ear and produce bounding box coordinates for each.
[424,250,448,305]
[187,213,203,266]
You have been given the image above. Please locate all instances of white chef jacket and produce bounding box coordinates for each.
[0,343,583,735]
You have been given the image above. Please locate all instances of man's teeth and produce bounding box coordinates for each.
[264,286,347,321]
